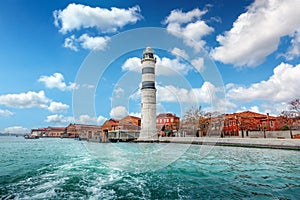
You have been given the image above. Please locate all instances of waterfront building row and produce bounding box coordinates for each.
[31,111,300,140]
[199,111,299,138]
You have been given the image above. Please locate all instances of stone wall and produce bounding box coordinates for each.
[239,130,300,138]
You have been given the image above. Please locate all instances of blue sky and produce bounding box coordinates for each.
[0,0,300,134]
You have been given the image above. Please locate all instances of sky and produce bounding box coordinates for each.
[0,0,300,134]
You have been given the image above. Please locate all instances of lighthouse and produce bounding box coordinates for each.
[138,46,158,141]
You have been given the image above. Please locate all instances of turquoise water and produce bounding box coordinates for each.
[0,136,299,199]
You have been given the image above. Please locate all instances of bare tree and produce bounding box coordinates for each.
[280,99,300,139]
[204,111,224,137]
[181,106,203,137]
[280,111,295,139]
[289,99,300,113]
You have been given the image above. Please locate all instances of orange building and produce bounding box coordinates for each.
[31,127,66,137]
[118,116,141,131]
[102,118,119,131]
[223,111,285,137]
[66,123,102,140]
[46,127,66,137]
[197,111,286,137]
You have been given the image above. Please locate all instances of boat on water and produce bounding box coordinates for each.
[24,134,39,139]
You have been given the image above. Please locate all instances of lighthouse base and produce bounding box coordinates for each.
[135,139,159,143]
[137,131,158,142]
[136,137,159,142]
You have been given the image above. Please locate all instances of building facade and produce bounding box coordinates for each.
[46,127,66,137]
[30,128,48,137]
[224,111,285,137]
[118,116,141,131]
[157,113,180,136]
[199,111,286,137]
[102,119,119,132]
[66,123,102,140]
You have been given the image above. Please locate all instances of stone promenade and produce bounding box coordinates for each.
[158,137,300,150]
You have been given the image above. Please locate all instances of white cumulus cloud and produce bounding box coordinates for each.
[164,8,214,51]
[38,73,78,91]
[64,35,78,51]
[48,102,69,113]
[45,114,107,126]
[97,116,107,125]
[171,47,189,60]
[76,114,98,124]
[110,106,128,119]
[76,115,108,125]
[0,90,49,109]
[79,34,110,51]
[0,109,14,117]
[122,56,192,75]
[64,34,111,51]
[45,114,74,125]
[211,0,300,67]
[53,3,142,34]
[157,81,220,104]
[227,62,300,102]
[121,57,141,72]
[3,126,29,134]
[191,57,204,72]
[284,31,300,60]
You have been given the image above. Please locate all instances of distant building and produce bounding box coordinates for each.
[102,118,119,132]
[224,111,285,137]
[66,124,102,140]
[157,113,180,136]
[30,128,48,137]
[46,127,66,137]
[199,111,286,137]
[118,116,141,131]
[199,115,224,137]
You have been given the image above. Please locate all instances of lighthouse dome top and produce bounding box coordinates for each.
[142,46,156,63]
[144,46,153,53]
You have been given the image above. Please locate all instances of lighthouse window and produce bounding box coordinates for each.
[142,67,154,74]
[143,53,154,59]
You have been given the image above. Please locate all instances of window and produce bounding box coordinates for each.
[166,118,169,122]
[171,118,174,122]
[270,121,273,127]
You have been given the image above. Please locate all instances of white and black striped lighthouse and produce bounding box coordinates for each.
[138,46,158,141]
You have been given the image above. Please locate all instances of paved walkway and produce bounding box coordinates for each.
[157,137,300,150]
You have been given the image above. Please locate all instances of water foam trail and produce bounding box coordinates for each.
[1,137,300,199]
